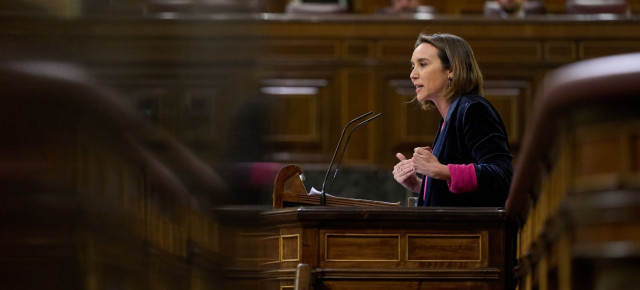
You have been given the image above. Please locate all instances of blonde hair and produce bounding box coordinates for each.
[414,33,483,110]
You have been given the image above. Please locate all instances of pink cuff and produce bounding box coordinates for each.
[447,164,478,194]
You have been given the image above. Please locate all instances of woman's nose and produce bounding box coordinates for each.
[409,68,417,80]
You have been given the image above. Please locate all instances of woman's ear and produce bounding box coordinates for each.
[448,71,454,80]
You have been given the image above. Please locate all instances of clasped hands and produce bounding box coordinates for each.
[393,146,450,193]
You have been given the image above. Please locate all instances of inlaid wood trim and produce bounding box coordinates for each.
[316,267,502,280]
[544,41,577,63]
[406,234,483,262]
[281,234,300,262]
[324,233,401,262]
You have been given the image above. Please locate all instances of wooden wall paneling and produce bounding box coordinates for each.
[267,39,340,60]
[469,40,543,63]
[342,40,375,60]
[75,38,255,64]
[544,41,578,64]
[15,15,640,171]
[261,77,330,164]
[378,73,403,165]
[481,65,545,153]
[398,91,441,142]
[377,39,415,61]
[111,80,239,164]
[199,73,262,162]
[340,68,377,165]
[580,41,640,60]
[632,0,640,13]
[266,90,320,143]
[483,80,531,146]
[104,80,201,151]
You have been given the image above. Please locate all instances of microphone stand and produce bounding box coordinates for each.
[320,111,373,206]
[325,113,382,195]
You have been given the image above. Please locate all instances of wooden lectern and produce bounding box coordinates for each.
[272,164,400,208]
[261,164,514,290]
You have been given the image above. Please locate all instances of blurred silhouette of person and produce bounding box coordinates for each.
[484,0,546,18]
[497,0,524,14]
[375,0,435,14]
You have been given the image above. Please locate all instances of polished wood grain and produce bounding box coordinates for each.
[5,14,640,168]
[0,60,226,290]
[505,53,640,290]
[260,206,514,290]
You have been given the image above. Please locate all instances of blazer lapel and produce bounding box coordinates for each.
[432,97,461,158]
[423,97,461,205]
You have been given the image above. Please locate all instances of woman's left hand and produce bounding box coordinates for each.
[412,146,450,181]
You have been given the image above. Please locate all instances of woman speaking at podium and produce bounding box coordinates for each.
[393,33,513,207]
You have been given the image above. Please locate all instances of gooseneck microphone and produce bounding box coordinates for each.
[325,113,382,196]
[320,111,373,206]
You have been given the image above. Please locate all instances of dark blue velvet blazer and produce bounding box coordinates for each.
[418,94,513,207]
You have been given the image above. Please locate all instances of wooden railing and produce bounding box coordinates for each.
[505,52,640,290]
[0,60,227,290]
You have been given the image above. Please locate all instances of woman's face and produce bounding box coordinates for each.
[410,43,452,103]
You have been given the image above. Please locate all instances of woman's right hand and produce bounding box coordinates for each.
[393,153,421,193]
